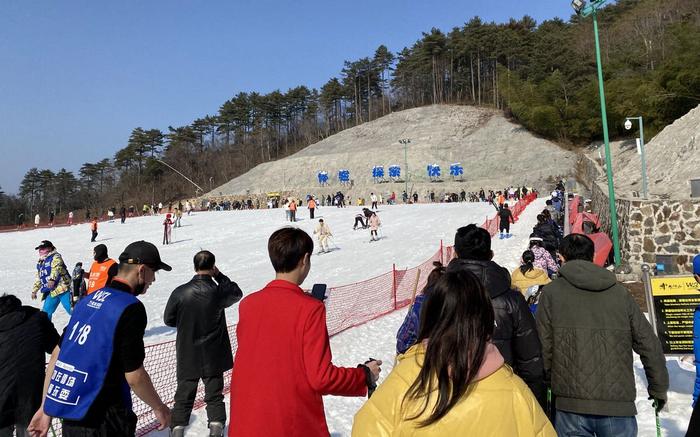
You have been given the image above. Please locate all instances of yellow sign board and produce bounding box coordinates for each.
[650,276,700,296]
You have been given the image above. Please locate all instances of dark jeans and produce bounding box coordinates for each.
[172,375,225,427]
[353,217,366,229]
[499,222,510,233]
[91,231,98,242]
[63,406,137,437]
[0,425,29,437]
[371,201,377,209]
[309,208,314,219]
[688,401,700,437]
[555,410,637,437]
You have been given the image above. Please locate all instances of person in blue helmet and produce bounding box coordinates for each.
[686,255,700,436]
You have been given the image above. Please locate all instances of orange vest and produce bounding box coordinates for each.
[308,199,316,209]
[86,258,117,294]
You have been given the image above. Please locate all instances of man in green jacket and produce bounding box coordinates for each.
[535,234,668,436]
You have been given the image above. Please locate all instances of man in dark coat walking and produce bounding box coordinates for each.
[0,294,59,437]
[446,224,546,408]
[164,251,243,437]
[536,234,668,436]
[497,203,515,239]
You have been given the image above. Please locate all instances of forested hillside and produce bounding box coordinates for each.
[2,0,698,225]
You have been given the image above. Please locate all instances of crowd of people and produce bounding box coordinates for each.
[3,183,698,437]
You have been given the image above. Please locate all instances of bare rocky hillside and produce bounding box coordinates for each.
[207,105,578,200]
[589,104,700,199]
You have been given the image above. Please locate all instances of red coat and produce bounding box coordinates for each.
[229,280,367,437]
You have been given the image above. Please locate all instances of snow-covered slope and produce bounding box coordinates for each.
[0,201,494,341]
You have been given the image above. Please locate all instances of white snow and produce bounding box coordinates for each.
[1,198,693,436]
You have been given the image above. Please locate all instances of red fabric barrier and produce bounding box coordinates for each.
[479,193,537,237]
[589,233,613,267]
[567,195,611,266]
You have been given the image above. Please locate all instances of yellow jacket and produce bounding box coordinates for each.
[510,267,551,296]
[352,344,555,437]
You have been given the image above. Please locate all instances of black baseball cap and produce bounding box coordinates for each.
[118,241,172,272]
[35,240,55,250]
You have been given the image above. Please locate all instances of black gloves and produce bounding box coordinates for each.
[358,359,379,398]
[649,396,666,413]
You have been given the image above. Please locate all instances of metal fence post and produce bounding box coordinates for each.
[392,263,397,309]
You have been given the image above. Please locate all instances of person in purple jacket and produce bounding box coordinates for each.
[396,261,445,354]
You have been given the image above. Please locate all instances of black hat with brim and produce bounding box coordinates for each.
[118,240,172,272]
[35,240,55,250]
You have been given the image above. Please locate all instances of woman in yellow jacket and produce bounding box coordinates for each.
[511,250,551,297]
[352,270,555,437]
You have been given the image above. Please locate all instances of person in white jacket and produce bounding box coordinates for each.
[313,219,333,253]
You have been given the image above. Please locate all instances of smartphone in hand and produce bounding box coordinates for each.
[311,283,328,301]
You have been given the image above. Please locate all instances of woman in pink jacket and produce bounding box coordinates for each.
[369,212,381,242]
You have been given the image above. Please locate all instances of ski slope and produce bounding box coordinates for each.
[0,199,693,436]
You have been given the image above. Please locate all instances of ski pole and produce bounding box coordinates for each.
[653,400,662,437]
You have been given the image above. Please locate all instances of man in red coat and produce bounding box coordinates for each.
[229,227,382,436]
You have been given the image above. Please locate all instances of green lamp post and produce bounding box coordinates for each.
[398,138,411,198]
[571,0,621,266]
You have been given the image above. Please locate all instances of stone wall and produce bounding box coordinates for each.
[576,155,700,273]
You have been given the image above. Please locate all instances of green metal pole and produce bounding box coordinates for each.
[639,117,648,199]
[592,11,621,266]
[404,142,408,201]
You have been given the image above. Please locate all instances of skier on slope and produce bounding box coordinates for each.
[163,213,174,245]
[353,213,366,230]
[313,219,333,254]
[497,203,515,239]
[368,212,381,242]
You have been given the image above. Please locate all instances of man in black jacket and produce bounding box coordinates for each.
[164,251,243,437]
[0,294,60,437]
[446,224,546,407]
[497,203,514,239]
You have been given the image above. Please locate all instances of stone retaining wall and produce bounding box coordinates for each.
[577,155,700,273]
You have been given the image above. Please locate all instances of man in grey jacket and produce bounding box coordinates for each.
[536,234,668,436]
[164,251,242,437]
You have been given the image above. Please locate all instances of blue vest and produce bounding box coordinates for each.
[37,254,56,294]
[43,287,139,420]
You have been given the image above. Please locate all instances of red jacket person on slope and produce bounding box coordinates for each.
[228,227,382,436]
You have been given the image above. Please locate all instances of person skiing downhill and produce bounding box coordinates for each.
[163,213,174,245]
[368,212,381,242]
[90,218,98,242]
[498,203,515,239]
[370,193,378,210]
[313,219,333,254]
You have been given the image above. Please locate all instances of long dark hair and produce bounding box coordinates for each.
[402,270,495,426]
[520,250,535,274]
[423,261,445,295]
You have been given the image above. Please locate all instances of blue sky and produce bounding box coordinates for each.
[0,0,572,194]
